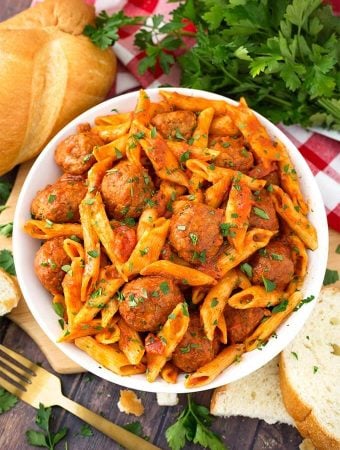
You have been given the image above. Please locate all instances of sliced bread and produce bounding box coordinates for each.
[280,287,340,450]
[210,355,293,425]
[0,267,21,316]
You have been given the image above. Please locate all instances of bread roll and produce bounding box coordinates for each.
[0,268,21,316]
[0,0,116,176]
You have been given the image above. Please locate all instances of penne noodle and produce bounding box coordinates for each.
[200,269,239,341]
[24,220,83,240]
[58,319,103,342]
[137,208,158,241]
[167,141,220,162]
[217,228,275,278]
[185,344,245,388]
[87,157,114,192]
[79,200,101,302]
[228,286,285,309]
[205,177,232,208]
[278,152,308,215]
[94,112,133,126]
[118,318,145,365]
[192,286,209,305]
[92,120,132,142]
[146,302,190,382]
[270,185,317,250]
[236,270,252,289]
[62,257,84,328]
[210,114,239,136]
[226,98,283,165]
[75,336,146,376]
[224,180,252,251]
[140,260,216,286]
[74,274,124,325]
[121,218,170,278]
[95,324,120,345]
[288,234,308,278]
[93,135,128,161]
[101,298,119,328]
[160,362,179,384]
[217,313,228,344]
[192,107,215,148]
[160,91,228,115]
[245,291,302,351]
[62,238,84,259]
[149,100,172,118]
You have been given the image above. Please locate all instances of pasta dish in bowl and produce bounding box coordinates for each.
[13,88,328,392]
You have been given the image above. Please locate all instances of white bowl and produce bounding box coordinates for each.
[13,88,328,393]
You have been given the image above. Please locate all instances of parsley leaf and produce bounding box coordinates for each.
[0,249,15,275]
[323,268,339,286]
[123,421,149,440]
[166,395,227,450]
[80,424,93,437]
[272,299,288,313]
[262,277,276,292]
[26,404,68,450]
[0,180,11,204]
[0,388,18,413]
[0,222,13,238]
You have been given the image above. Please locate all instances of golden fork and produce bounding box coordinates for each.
[0,344,160,450]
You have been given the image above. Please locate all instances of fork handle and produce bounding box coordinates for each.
[58,395,160,450]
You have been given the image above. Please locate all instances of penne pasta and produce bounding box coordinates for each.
[140,260,216,286]
[62,256,84,328]
[94,112,133,126]
[146,302,190,382]
[217,229,275,277]
[192,107,215,148]
[101,298,119,328]
[121,218,170,278]
[160,91,228,115]
[93,134,128,161]
[118,318,145,365]
[270,185,317,250]
[75,336,146,376]
[228,286,285,309]
[210,114,239,136]
[185,344,245,388]
[288,234,308,279]
[200,269,239,341]
[58,319,103,342]
[167,141,220,162]
[245,291,302,351]
[95,323,120,345]
[92,120,131,142]
[24,220,83,240]
[216,313,228,345]
[160,362,179,384]
[87,157,114,192]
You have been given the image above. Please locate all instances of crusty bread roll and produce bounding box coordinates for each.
[210,356,293,425]
[0,268,21,316]
[0,0,116,176]
[280,287,340,450]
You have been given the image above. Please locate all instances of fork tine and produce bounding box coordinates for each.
[0,372,25,397]
[0,345,37,373]
[0,363,29,387]
[0,355,33,379]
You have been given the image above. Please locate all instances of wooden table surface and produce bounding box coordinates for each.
[0,2,335,449]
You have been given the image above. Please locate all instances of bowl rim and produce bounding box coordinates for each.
[13,87,329,393]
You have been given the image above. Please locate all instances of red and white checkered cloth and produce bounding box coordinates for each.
[32,0,340,231]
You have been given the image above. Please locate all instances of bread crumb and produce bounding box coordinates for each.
[118,390,144,416]
[299,438,317,450]
[0,268,20,316]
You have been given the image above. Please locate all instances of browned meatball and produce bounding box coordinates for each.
[249,190,279,231]
[119,276,184,332]
[248,162,280,186]
[31,174,87,223]
[224,305,266,344]
[34,237,70,295]
[101,161,155,219]
[169,202,224,265]
[54,123,104,175]
[172,313,219,372]
[251,240,294,290]
[213,137,254,172]
[151,110,197,140]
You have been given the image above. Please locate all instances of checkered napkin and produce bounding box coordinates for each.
[32,0,340,231]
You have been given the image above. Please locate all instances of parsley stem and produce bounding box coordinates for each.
[318,98,340,121]
[263,94,291,107]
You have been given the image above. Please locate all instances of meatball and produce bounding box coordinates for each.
[34,237,70,295]
[31,174,87,223]
[249,190,279,231]
[119,276,184,332]
[248,162,280,186]
[54,123,104,175]
[224,305,266,344]
[172,313,219,372]
[213,137,254,172]
[101,161,155,219]
[251,240,294,290]
[151,110,197,140]
[111,223,137,263]
[169,202,224,265]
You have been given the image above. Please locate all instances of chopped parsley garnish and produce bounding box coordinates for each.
[139,247,149,257]
[323,268,339,286]
[180,151,190,164]
[61,265,72,273]
[291,351,298,360]
[210,298,219,308]
[240,263,252,278]
[69,235,81,243]
[294,295,315,311]
[253,207,269,220]
[150,127,157,138]
[175,129,185,140]
[85,198,95,205]
[52,303,64,318]
[189,232,198,246]
[122,217,136,227]
[272,299,288,313]
[182,302,189,317]
[87,250,99,258]
[208,163,215,170]
[313,366,319,374]
[160,281,170,294]
[66,211,74,220]
[45,219,54,228]
[220,222,236,237]
[192,250,206,264]
[115,148,123,159]
[47,194,56,204]
[90,288,103,299]
[270,253,283,261]
[262,277,276,292]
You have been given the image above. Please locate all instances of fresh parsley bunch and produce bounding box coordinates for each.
[84,0,340,131]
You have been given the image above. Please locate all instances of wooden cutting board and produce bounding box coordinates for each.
[0,162,339,374]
